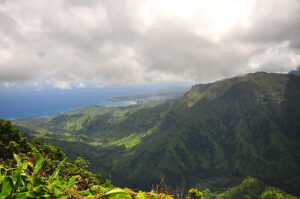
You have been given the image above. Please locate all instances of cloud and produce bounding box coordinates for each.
[247,42,300,73]
[77,83,86,88]
[0,0,300,88]
[53,80,71,90]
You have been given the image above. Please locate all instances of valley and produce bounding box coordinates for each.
[12,72,300,197]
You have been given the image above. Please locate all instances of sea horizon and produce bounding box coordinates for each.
[0,82,191,120]
[7,100,136,120]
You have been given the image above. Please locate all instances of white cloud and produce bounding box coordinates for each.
[77,83,86,88]
[247,42,300,73]
[0,0,299,87]
[53,80,71,90]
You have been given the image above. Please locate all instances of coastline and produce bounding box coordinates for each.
[7,99,138,120]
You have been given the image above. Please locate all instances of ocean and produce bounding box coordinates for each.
[0,83,186,120]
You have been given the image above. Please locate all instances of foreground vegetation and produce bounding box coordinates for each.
[0,119,174,199]
[0,151,174,199]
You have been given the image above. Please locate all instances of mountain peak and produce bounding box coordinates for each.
[177,72,292,108]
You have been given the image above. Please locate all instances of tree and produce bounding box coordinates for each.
[0,119,30,159]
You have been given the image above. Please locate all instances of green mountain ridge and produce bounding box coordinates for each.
[13,72,300,196]
[111,72,300,194]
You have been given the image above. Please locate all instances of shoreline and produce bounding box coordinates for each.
[8,100,138,120]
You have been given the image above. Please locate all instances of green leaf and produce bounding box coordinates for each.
[13,154,27,171]
[33,148,44,175]
[48,184,62,196]
[0,177,14,199]
[77,190,92,195]
[13,154,22,170]
[67,175,79,188]
[16,191,38,199]
[15,192,27,199]
[103,189,132,199]
[11,170,22,191]
[49,157,67,180]
[39,192,51,198]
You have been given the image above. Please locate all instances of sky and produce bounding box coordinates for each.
[0,0,300,89]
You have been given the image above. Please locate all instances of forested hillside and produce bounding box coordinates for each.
[1,119,297,198]
[13,72,300,197]
[112,72,300,195]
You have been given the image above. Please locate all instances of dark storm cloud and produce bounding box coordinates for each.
[0,0,299,88]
